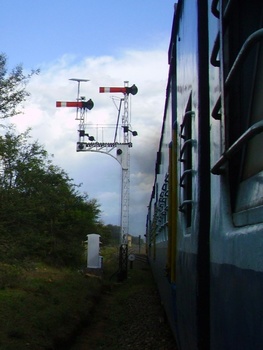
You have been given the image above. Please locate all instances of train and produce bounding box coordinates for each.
[146,1,263,349]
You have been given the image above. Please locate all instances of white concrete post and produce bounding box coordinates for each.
[87,234,101,268]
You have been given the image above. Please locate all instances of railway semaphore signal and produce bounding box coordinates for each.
[56,80,138,281]
[99,84,138,95]
[56,78,95,144]
[56,99,94,109]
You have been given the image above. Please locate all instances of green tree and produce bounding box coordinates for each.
[93,222,112,246]
[106,224,121,244]
[0,55,105,266]
[0,128,102,266]
[0,53,39,119]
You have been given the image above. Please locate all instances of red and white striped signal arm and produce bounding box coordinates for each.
[99,84,138,95]
[56,99,94,110]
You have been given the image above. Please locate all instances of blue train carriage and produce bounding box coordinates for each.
[145,74,174,330]
[147,0,210,348]
[209,0,263,349]
[147,0,263,349]
[172,1,211,349]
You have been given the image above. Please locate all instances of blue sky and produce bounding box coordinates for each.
[0,1,176,238]
[1,1,174,69]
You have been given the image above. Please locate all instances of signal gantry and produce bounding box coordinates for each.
[56,80,138,252]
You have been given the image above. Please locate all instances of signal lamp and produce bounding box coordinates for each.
[122,126,138,137]
[82,99,94,110]
[126,84,138,95]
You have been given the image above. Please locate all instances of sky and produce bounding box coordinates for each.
[0,1,176,238]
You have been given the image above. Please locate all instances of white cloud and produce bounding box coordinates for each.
[10,48,168,236]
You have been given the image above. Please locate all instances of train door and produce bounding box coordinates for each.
[175,1,210,349]
[209,0,263,349]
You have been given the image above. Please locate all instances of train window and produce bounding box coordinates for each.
[233,41,263,225]
[241,43,263,181]
[217,0,263,225]
[179,94,193,228]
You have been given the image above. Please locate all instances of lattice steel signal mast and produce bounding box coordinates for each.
[99,82,138,243]
[56,80,138,244]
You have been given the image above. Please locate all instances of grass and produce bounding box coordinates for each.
[0,246,121,350]
[71,251,158,350]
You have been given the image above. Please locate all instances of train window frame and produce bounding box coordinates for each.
[211,0,263,226]
[179,94,194,229]
[232,19,263,226]
[234,170,263,226]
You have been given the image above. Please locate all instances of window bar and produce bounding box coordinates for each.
[179,139,195,162]
[180,169,194,187]
[179,200,193,213]
[211,120,263,175]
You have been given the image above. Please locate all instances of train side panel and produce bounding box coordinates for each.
[209,1,263,349]
[175,2,199,348]
[175,1,210,349]
[147,71,176,335]
[148,1,263,349]
[147,1,210,349]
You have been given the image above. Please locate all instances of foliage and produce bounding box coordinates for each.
[102,224,121,245]
[0,53,39,119]
[0,127,101,266]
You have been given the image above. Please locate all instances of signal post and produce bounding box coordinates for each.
[56,80,138,281]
